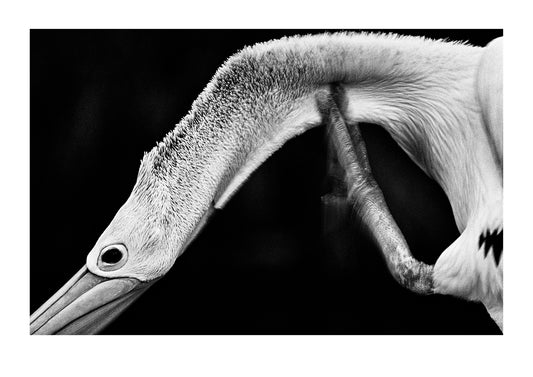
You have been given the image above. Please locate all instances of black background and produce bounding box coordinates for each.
[30,29,503,334]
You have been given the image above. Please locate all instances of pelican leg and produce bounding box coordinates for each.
[318,89,434,295]
[320,117,355,266]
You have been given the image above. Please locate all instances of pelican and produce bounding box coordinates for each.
[30,32,503,334]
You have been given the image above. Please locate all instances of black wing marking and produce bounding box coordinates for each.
[478,229,503,265]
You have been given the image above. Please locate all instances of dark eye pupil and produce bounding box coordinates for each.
[101,248,123,264]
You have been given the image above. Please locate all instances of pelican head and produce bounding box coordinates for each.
[85,147,217,282]
[30,126,220,334]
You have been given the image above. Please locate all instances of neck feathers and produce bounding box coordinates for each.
[136,32,486,226]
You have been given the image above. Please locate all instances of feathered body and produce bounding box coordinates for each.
[75,32,502,329]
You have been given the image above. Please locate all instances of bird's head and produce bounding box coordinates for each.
[86,194,172,282]
[30,138,218,334]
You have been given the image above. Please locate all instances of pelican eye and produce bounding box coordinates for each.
[102,248,123,264]
[98,244,128,271]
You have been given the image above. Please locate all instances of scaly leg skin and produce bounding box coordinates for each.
[317,88,434,295]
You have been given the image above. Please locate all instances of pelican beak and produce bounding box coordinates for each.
[30,266,155,335]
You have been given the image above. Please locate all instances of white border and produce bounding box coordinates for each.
[1,1,532,376]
